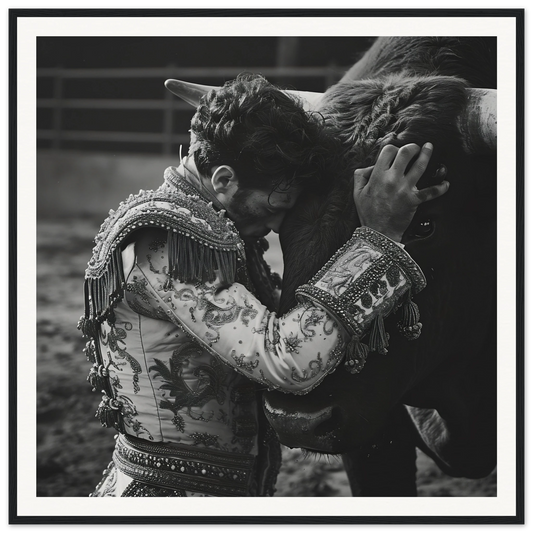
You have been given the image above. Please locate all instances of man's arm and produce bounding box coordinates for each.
[124,224,423,395]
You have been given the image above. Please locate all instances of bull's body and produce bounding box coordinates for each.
[263,37,497,495]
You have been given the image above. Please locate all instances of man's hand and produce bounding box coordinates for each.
[353,142,449,242]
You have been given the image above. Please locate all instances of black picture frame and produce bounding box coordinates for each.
[3,3,531,531]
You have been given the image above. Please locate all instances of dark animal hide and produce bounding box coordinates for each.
[265,37,497,492]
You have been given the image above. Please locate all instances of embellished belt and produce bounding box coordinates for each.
[113,434,257,497]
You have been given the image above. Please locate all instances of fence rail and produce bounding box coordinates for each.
[37,65,348,154]
[37,66,346,79]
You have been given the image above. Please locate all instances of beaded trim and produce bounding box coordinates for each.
[82,170,248,322]
[295,227,426,338]
[86,179,244,278]
[121,480,186,497]
[352,227,426,293]
[113,435,256,497]
[301,227,426,294]
[86,184,245,280]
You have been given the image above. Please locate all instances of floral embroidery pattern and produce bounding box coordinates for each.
[126,277,152,305]
[105,324,142,393]
[190,432,220,448]
[146,254,161,274]
[149,342,228,433]
[318,247,376,297]
[283,333,303,354]
[251,314,269,336]
[172,413,186,433]
[301,308,327,337]
[127,295,170,321]
[172,283,259,344]
[291,354,324,384]
[231,354,260,373]
[118,395,153,440]
[110,374,122,390]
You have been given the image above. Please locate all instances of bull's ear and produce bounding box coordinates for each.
[165,79,217,107]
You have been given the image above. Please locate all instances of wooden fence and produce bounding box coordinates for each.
[37,65,348,155]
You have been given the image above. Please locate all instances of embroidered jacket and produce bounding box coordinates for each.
[79,166,426,497]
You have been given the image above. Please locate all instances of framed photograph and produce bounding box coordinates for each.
[9,7,524,525]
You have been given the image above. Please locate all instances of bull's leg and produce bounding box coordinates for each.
[341,405,418,496]
[404,313,497,480]
[404,402,496,479]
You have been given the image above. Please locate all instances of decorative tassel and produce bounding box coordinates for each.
[88,279,95,318]
[77,315,98,340]
[107,306,117,326]
[87,363,110,392]
[344,336,370,374]
[83,281,90,320]
[215,249,236,285]
[397,292,422,340]
[87,364,100,391]
[196,244,205,281]
[201,243,214,281]
[95,392,122,429]
[167,230,176,278]
[115,247,125,288]
[167,230,237,285]
[82,339,97,364]
[368,314,390,355]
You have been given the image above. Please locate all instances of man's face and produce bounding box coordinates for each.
[224,183,302,239]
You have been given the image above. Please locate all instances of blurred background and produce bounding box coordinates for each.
[37,36,372,220]
[36,36,496,497]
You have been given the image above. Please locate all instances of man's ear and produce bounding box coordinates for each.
[211,165,239,194]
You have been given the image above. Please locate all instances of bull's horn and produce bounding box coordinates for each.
[165,79,216,107]
[285,89,324,111]
[165,78,324,111]
[457,88,497,154]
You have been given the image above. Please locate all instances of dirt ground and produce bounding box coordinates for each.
[36,218,496,497]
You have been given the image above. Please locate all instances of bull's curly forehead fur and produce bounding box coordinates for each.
[319,74,468,168]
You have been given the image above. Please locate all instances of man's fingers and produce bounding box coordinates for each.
[415,180,450,204]
[373,145,399,174]
[390,143,422,173]
[353,166,374,191]
[405,142,434,186]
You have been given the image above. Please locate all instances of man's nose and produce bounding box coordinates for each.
[267,212,286,234]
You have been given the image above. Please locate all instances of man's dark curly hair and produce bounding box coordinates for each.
[189,73,342,193]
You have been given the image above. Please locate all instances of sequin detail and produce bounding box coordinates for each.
[121,480,186,497]
[113,434,256,496]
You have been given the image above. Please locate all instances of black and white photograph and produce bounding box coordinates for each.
[8,8,524,525]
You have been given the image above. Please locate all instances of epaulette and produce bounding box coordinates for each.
[81,178,246,327]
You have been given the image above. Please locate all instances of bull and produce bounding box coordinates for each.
[166,36,497,496]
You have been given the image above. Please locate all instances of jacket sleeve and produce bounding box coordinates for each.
[124,227,426,394]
